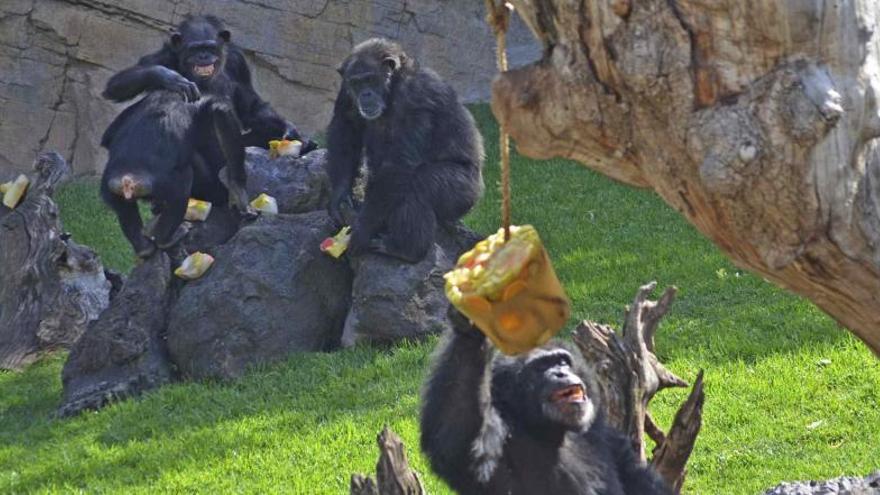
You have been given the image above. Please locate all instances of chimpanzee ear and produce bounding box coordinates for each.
[382,56,399,72]
[218,30,231,43]
[336,60,347,76]
[170,32,183,49]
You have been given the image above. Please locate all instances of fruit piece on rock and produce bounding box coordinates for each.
[2,174,30,209]
[184,198,212,222]
[320,226,351,258]
[174,251,215,280]
[250,193,279,215]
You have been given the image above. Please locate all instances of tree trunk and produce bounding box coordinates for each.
[350,427,424,495]
[574,282,704,492]
[0,152,112,370]
[490,0,880,355]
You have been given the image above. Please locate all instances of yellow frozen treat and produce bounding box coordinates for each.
[268,139,303,159]
[320,226,351,258]
[174,252,215,280]
[184,198,212,222]
[2,174,30,209]
[250,193,278,215]
[0,182,8,194]
[445,225,571,355]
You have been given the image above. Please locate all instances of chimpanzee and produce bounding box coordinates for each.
[326,38,484,263]
[100,91,248,257]
[100,15,311,257]
[420,310,673,495]
[103,15,315,151]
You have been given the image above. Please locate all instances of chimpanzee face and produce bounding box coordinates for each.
[171,25,230,81]
[341,56,398,121]
[495,347,596,432]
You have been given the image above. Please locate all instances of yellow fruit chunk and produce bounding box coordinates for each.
[2,174,30,209]
[444,225,571,355]
[184,198,212,222]
[320,226,351,258]
[174,252,215,280]
[268,139,303,159]
[250,193,279,215]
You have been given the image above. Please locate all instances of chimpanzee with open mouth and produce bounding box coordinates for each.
[420,308,673,495]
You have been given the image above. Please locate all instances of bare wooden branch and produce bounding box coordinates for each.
[652,371,706,493]
[350,427,424,495]
[573,282,704,492]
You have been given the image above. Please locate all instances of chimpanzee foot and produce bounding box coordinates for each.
[240,204,259,221]
[368,236,424,264]
[156,223,190,250]
[134,238,157,259]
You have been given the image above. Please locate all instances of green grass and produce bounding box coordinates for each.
[2,105,879,494]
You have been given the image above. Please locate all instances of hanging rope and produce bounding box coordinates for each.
[486,0,512,241]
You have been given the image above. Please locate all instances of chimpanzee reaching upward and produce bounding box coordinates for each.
[103,15,315,151]
[326,38,484,263]
[100,91,248,258]
[420,310,673,495]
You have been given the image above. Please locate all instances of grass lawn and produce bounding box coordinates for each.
[2,105,879,494]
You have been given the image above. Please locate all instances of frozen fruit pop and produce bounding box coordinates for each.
[320,226,351,258]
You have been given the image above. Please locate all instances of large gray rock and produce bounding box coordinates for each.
[166,211,352,380]
[0,1,539,175]
[342,223,482,347]
[58,253,176,417]
[245,148,330,213]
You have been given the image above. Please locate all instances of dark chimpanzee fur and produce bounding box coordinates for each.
[420,310,674,495]
[100,91,248,258]
[103,15,315,151]
[100,15,313,257]
[326,38,484,263]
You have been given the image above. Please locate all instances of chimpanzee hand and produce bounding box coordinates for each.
[347,221,371,257]
[151,66,200,102]
[328,189,356,227]
[282,122,318,155]
[447,305,485,341]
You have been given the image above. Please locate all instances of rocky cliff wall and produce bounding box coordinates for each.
[0,0,539,175]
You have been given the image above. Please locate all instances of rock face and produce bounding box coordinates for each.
[762,471,880,495]
[166,212,352,380]
[0,153,112,370]
[59,253,176,417]
[245,148,330,214]
[342,223,482,347]
[0,0,540,175]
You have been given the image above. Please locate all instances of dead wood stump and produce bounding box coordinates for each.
[0,152,112,370]
[350,427,424,495]
[573,281,705,493]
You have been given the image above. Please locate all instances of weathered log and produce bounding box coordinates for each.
[350,427,425,495]
[491,0,880,355]
[0,152,111,370]
[573,282,704,492]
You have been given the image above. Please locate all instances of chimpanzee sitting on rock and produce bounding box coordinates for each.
[420,309,673,495]
[326,38,484,263]
[100,16,314,257]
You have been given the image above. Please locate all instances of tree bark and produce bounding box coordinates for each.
[0,152,112,370]
[573,282,704,492]
[350,427,424,495]
[490,0,880,355]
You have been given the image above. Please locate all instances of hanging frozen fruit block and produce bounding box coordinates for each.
[444,225,571,355]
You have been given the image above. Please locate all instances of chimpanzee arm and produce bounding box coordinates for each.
[227,49,296,148]
[103,49,200,103]
[420,309,493,492]
[325,91,364,226]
